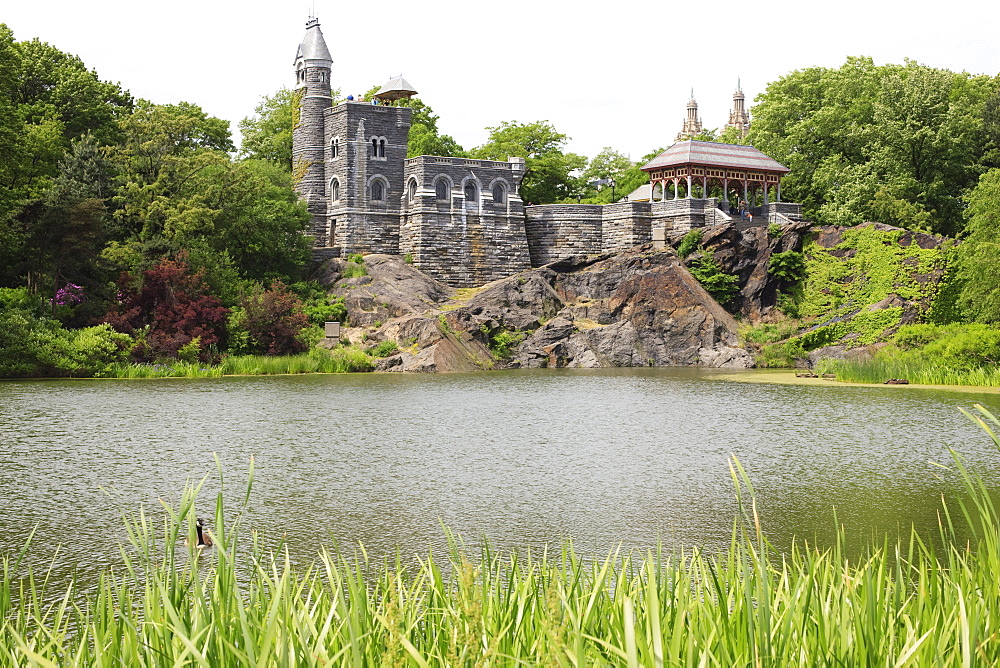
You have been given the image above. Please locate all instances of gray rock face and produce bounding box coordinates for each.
[668,221,812,320]
[313,245,754,372]
[449,248,753,370]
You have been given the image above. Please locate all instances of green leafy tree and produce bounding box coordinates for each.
[580,147,659,203]
[238,87,295,167]
[0,25,132,235]
[21,135,113,304]
[956,169,1000,323]
[107,101,233,243]
[239,86,342,167]
[750,57,997,235]
[472,120,586,204]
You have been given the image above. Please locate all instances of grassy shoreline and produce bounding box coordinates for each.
[87,347,376,378]
[5,408,1000,664]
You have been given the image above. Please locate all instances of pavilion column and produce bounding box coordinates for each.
[742,181,748,206]
[776,181,781,202]
[702,176,708,199]
[686,174,692,199]
[722,178,729,209]
[763,183,770,205]
[673,179,679,199]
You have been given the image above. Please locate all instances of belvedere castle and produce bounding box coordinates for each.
[293,18,802,287]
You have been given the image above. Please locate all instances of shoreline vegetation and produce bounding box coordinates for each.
[5,406,1000,664]
[94,346,375,378]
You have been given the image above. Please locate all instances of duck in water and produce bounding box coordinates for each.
[185,518,214,548]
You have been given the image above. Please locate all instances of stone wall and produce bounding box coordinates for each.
[325,102,411,256]
[402,156,529,287]
[524,205,603,266]
[602,202,652,254]
[650,198,732,231]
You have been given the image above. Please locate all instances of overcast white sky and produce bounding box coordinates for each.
[5,0,998,161]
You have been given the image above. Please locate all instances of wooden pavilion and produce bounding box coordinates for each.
[641,140,789,209]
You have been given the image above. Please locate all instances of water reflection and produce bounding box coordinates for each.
[1,369,998,580]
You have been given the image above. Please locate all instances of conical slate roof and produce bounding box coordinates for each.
[295,18,332,64]
[375,75,418,101]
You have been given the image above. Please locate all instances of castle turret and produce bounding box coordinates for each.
[293,17,333,243]
[726,78,750,138]
[676,88,703,141]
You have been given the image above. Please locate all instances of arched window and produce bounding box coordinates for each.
[330,179,340,202]
[407,179,417,202]
[435,179,449,200]
[371,138,378,157]
[331,137,340,159]
[492,183,505,205]
[464,182,477,203]
[371,181,384,201]
[378,139,386,158]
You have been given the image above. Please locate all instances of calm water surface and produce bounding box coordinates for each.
[2,368,999,579]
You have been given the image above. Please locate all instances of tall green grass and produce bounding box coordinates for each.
[818,357,1000,386]
[96,347,374,379]
[6,407,1000,664]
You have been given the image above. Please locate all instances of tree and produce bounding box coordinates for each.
[955,169,1000,323]
[750,57,997,235]
[472,120,586,204]
[12,36,133,144]
[101,255,228,361]
[238,87,295,167]
[579,148,648,203]
[107,101,235,243]
[239,280,310,355]
[21,135,113,303]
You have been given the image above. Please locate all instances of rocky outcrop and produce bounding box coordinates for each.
[667,220,813,320]
[313,248,754,371]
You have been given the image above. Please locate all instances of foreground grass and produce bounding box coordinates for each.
[6,408,1000,665]
[95,346,374,378]
[818,357,1000,387]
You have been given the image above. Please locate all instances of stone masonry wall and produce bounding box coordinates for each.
[524,205,603,266]
[602,202,652,254]
[325,102,411,256]
[402,156,529,287]
[292,65,332,243]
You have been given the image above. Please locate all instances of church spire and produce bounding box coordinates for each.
[726,77,750,139]
[677,88,702,141]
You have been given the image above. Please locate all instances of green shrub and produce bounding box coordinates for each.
[289,281,348,326]
[490,330,524,358]
[366,340,399,357]
[768,250,807,283]
[341,262,368,279]
[677,229,703,258]
[689,249,740,305]
[756,338,807,367]
[767,222,782,239]
[0,299,132,377]
[742,320,800,345]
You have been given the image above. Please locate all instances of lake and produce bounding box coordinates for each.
[2,368,999,581]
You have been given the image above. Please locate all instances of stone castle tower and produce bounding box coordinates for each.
[726,79,750,138]
[676,89,703,141]
[292,17,334,242]
[290,17,530,285]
